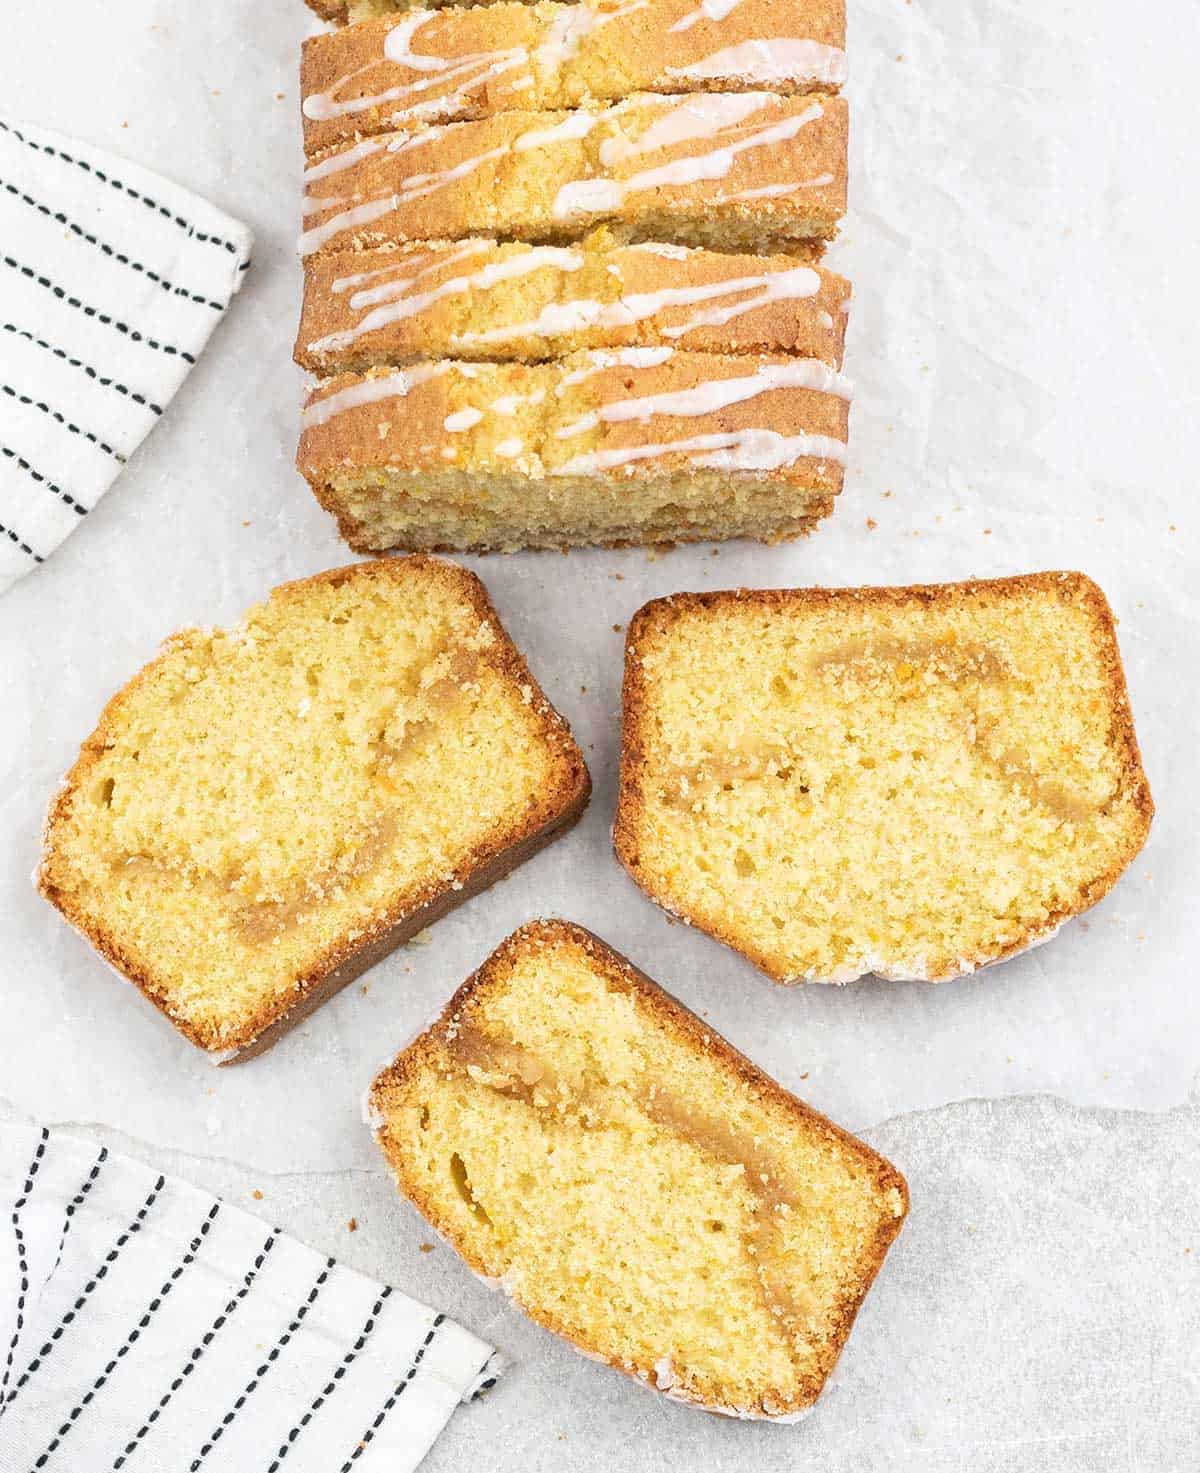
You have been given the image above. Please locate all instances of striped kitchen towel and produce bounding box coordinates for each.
[0,1125,500,1473]
[0,115,253,593]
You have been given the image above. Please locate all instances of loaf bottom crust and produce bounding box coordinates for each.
[309,467,835,554]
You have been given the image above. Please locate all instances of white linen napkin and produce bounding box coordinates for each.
[0,115,254,593]
[0,1125,500,1473]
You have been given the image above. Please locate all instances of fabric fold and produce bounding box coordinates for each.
[0,1124,499,1473]
[0,115,254,592]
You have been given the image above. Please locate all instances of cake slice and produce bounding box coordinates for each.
[302,0,846,156]
[296,235,850,373]
[297,348,850,551]
[614,574,1153,984]
[300,93,847,258]
[37,558,589,1060]
[367,920,908,1418]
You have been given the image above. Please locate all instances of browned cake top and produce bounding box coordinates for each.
[299,347,850,483]
[302,0,847,155]
[300,92,848,257]
[370,920,907,1417]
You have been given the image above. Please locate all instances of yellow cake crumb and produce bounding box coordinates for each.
[614,573,1153,983]
[38,558,589,1056]
[368,920,906,1416]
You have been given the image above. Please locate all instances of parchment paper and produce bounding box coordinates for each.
[3,0,1197,1175]
[5,1089,1193,1472]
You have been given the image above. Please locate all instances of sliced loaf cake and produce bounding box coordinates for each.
[296,0,853,553]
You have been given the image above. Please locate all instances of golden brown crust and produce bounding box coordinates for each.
[295,237,850,372]
[369,918,908,1415]
[613,572,1155,984]
[298,352,848,475]
[317,504,832,556]
[300,94,848,258]
[37,557,591,1058]
[301,0,847,157]
[295,351,847,552]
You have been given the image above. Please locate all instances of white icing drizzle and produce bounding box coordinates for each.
[619,262,823,336]
[625,99,823,193]
[444,407,484,431]
[309,246,584,354]
[380,248,581,308]
[302,192,346,218]
[385,129,437,158]
[669,0,746,34]
[300,194,399,256]
[533,0,650,71]
[449,262,823,349]
[552,178,625,219]
[555,97,824,219]
[709,173,832,204]
[533,6,597,69]
[666,40,847,86]
[513,112,597,151]
[302,364,449,430]
[304,358,848,481]
[599,93,766,166]
[491,388,546,413]
[454,298,608,347]
[556,358,851,438]
[341,241,489,304]
[692,427,847,469]
[330,260,431,294]
[305,93,827,253]
[556,345,675,388]
[304,10,532,128]
[553,427,846,475]
[386,51,531,128]
[381,10,442,68]
[303,130,516,257]
[302,0,673,135]
[390,142,510,204]
[304,137,385,182]
[600,346,677,366]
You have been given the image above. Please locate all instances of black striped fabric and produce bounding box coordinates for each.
[0,1127,500,1473]
[0,114,253,590]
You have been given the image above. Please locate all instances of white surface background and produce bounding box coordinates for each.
[2,0,1198,1466]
